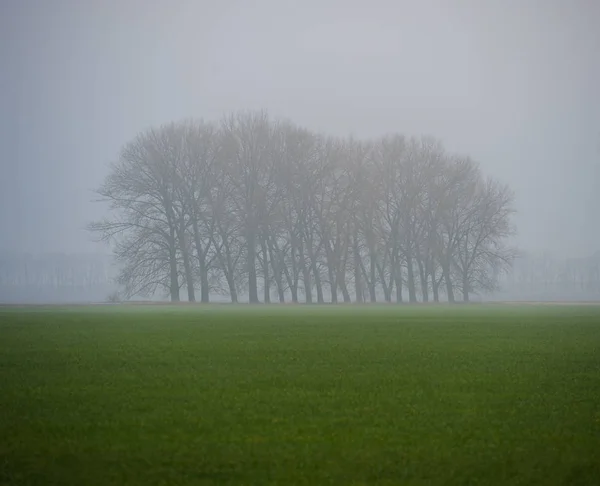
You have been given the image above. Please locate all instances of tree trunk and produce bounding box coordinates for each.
[268,241,285,303]
[288,239,299,303]
[276,282,285,303]
[299,239,312,303]
[431,269,439,303]
[340,278,351,303]
[323,238,338,304]
[261,236,270,304]
[406,255,417,303]
[182,244,196,302]
[247,229,259,303]
[354,238,363,303]
[376,262,391,302]
[226,273,238,303]
[197,264,208,303]
[417,258,428,303]
[222,237,237,303]
[177,221,196,303]
[382,273,391,302]
[385,278,394,304]
[164,200,180,303]
[442,260,455,303]
[191,220,209,303]
[337,245,351,303]
[168,227,180,302]
[395,268,403,303]
[330,283,338,304]
[328,264,338,304]
[369,252,377,302]
[312,260,324,303]
[463,272,469,302]
[283,262,298,303]
[307,238,324,303]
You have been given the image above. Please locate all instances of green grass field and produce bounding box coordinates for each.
[1,305,600,485]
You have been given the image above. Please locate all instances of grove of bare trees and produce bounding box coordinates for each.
[89,111,517,303]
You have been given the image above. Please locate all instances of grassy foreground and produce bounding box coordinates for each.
[1,305,600,485]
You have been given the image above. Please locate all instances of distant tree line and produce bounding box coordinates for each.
[89,111,517,303]
[0,253,114,288]
[497,251,600,301]
[0,253,116,303]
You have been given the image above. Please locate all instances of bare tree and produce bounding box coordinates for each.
[220,111,276,303]
[452,175,517,301]
[173,119,221,302]
[89,127,185,301]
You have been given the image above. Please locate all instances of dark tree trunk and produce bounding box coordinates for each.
[330,283,338,304]
[406,255,417,303]
[369,252,377,302]
[340,278,351,303]
[268,241,285,303]
[247,229,259,303]
[177,221,196,303]
[288,237,299,303]
[384,282,392,302]
[328,265,338,304]
[463,272,469,302]
[395,268,403,303]
[417,258,428,303]
[312,260,324,303]
[164,199,180,303]
[376,262,391,302]
[431,269,439,303]
[221,236,237,303]
[299,239,312,303]
[442,260,455,303]
[199,264,209,303]
[307,239,324,303]
[382,274,391,302]
[260,236,270,304]
[283,263,298,303]
[337,246,351,303]
[228,277,238,303]
[182,246,196,302]
[191,220,210,303]
[354,238,363,303]
[168,228,180,302]
[324,240,338,304]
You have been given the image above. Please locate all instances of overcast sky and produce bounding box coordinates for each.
[1,0,598,258]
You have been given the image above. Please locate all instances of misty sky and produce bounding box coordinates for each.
[1,0,598,258]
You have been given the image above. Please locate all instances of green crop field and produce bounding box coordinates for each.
[1,305,600,485]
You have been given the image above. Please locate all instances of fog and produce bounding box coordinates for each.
[0,0,599,303]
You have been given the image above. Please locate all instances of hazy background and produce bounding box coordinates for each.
[1,0,599,258]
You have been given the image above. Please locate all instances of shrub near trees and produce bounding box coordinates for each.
[89,111,516,303]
